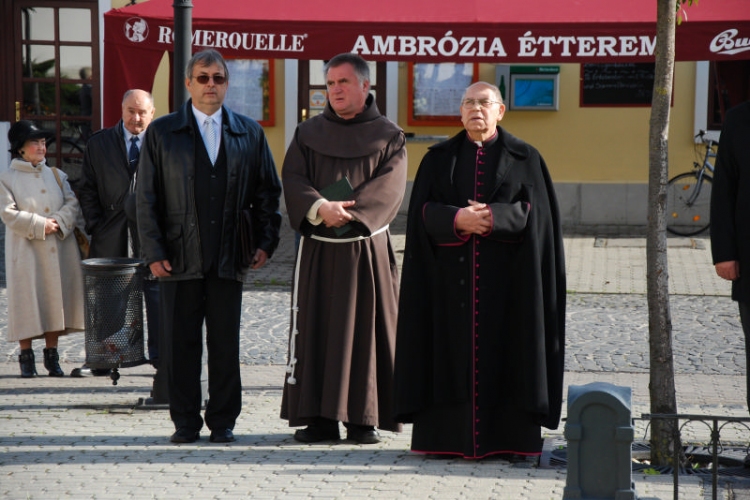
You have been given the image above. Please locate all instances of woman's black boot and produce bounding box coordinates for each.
[19,349,37,378]
[43,348,64,377]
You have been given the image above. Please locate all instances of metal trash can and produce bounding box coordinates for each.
[81,258,148,384]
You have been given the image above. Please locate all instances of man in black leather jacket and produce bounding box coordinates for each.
[136,49,282,444]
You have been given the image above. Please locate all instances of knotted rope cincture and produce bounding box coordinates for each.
[284,224,389,385]
[285,236,304,385]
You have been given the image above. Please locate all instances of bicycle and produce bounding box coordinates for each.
[46,121,87,158]
[666,130,718,236]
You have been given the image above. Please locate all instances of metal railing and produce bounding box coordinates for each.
[642,414,750,500]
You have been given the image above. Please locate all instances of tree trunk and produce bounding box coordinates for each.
[647,0,683,467]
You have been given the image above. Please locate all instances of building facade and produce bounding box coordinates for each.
[1,0,748,226]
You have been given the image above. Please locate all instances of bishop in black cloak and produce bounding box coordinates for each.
[394,81,566,459]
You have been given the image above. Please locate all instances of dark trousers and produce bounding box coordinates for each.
[143,278,160,363]
[160,275,243,432]
[738,301,750,414]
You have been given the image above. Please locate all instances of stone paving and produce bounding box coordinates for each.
[1,215,749,499]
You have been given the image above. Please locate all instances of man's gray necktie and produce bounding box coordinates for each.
[203,117,217,164]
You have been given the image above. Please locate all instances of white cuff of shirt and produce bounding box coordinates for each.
[306,198,327,226]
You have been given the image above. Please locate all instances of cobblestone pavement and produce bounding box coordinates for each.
[1,215,749,499]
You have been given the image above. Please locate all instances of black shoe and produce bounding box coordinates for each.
[43,348,64,377]
[18,349,37,378]
[346,425,380,444]
[293,421,340,443]
[209,428,235,443]
[70,365,111,377]
[170,428,200,444]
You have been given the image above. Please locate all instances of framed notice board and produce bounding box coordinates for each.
[408,62,478,126]
[508,66,560,111]
[580,63,655,107]
[224,59,275,126]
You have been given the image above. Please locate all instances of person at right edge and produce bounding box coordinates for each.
[393,81,566,460]
[709,100,750,465]
[280,53,406,445]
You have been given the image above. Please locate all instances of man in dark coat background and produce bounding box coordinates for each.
[74,89,158,377]
[710,101,750,426]
[394,81,566,459]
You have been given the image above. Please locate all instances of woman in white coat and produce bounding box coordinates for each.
[0,121,85,377]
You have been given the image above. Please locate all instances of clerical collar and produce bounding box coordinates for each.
[468,130,499,148]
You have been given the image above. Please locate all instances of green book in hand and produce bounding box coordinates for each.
[320,176,355,236]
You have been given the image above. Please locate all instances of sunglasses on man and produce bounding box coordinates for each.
[193,74,227,85]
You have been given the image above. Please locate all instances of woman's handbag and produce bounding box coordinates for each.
[72,226,91,260]
[50,167,90,259]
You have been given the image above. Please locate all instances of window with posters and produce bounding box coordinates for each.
[408,62,478,126]
[224,59,274,126]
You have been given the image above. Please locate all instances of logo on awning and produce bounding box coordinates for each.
[711,29,750,56]
[125,17,149,43]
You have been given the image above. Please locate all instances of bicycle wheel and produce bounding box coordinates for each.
[666,171,712,236]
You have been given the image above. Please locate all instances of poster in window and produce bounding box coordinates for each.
[408,62,478,126]
[224,59,274,125]
[309,89,326,110]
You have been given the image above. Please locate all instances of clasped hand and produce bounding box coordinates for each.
[455,200,491,236]
[45,218,60,235]
[319,200,356,228]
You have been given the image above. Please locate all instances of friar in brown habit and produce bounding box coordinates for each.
[280,53,407,445]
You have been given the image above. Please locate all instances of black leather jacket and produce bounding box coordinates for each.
[136,100,282,282]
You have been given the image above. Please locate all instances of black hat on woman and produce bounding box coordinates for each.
[8,120,53,156]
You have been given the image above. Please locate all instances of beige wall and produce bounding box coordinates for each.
[264,60,287,163]
[104,1,705,226]
[146,56,699,188]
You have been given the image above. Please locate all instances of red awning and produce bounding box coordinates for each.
[103,0,750,124]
